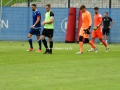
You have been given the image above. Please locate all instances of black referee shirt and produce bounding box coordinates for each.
[102,17,113,28]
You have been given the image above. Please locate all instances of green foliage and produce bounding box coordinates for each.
[1,0,40,6]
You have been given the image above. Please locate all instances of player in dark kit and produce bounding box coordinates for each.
[102,12,114,44]
[41,4,54,54]
[27,4,42,52]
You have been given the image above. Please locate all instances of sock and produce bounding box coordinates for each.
[91,40,95,48]
[101,40,107,47]
[38,39,42,50]
[106,40,108,43]
[49,41,53,50]
[79,42,83,53]
[28,38,33,48]
[89,41,95,48]
[42,39,48,50]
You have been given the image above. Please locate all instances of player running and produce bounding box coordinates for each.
[41,4,54,54]
[27,4,42,52]
[100,12,114,44]
[76,5,97,54]
[88,7,109,52]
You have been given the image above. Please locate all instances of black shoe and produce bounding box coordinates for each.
[48,49,52,54]
[48,51,52,54]
[43,49,49,54]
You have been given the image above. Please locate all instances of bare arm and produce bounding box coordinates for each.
[109,17,114,28]
[31,15,40,28]
[42,11,54,25]
[45,17,54,24]
[97,15,102,27]
[110,21,114,27]
[31,11,41,29]
[98,21,102,27]
[33,17,40,26]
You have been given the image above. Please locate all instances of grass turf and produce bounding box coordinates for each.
[0,41,120,90]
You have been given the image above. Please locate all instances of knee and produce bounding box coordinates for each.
[37,36,40,40]
[28,34,31,38]
[99,38,103,41]
[49,38,52,42]
[92,37,95,40]
[79,36,83,42]
[41,36,45,40]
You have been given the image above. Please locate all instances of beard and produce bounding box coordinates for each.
[32,9,35,11]
[95,12,98,14]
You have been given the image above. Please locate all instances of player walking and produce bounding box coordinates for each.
[76,5,97,54]
[41,4,54,54]
[88,7,109,52]
[27,4,42,52]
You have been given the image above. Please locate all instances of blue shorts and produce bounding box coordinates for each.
[29,28,41,36]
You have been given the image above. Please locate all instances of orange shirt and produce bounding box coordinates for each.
[94,13,102,28]
[81,10,92,28]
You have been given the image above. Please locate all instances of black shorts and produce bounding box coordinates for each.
[42,28,54,38]
[102,28,110,36]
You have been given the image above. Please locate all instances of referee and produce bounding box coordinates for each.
[102,12,114,44]
[41,4,54,54]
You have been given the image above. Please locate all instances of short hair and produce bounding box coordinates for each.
[94,7,99,10]
[80,5,86,10]
[31,4,36,7]
[46,4,51,8]
[105,12,108,14]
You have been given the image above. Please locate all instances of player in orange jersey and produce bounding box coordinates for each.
[76,5,97,54]
[87,7,109,52]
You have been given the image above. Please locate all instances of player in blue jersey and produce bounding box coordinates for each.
[27,4,42,52]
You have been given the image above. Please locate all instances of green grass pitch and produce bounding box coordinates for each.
[0,41,120,90]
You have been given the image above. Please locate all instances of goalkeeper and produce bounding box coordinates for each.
[87,7,109,52]
[76,5,97,54]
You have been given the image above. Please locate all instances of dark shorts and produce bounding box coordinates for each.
[42,28,54,38]
[102,28,110,36]
[29,28,41,36]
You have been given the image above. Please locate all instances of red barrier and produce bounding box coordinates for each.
[76,10,82,42]
[65,7,76,43]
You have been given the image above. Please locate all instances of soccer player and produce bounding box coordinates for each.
[27,4,42,52]
[76,5,97,54]
[102,12,114,44]
[88,7,109,52]
[41,4,54,54]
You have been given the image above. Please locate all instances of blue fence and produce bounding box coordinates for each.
[0,7,120,42]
